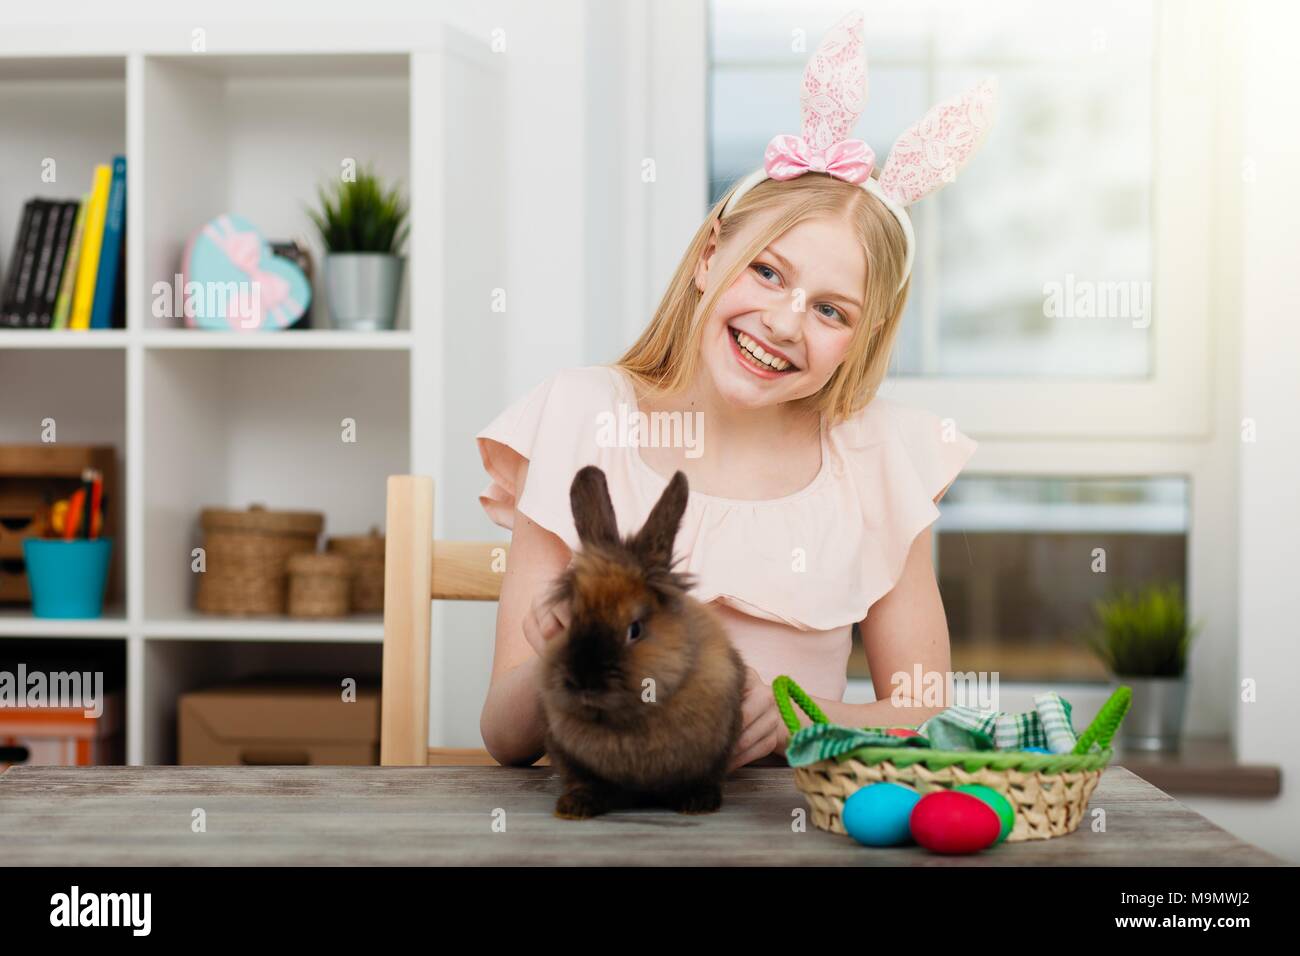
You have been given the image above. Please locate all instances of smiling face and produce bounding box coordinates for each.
[693,213,868,410]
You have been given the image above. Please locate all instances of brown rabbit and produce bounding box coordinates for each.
[538,464,746,819]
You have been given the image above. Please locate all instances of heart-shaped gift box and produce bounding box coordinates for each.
[181,214,312,330]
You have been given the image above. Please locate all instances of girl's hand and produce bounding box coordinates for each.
[522,590,571,657]
[727,667,790,771]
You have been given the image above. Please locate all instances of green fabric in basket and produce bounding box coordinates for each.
[919,692,1078,753]
[784,723,937,767]
[785,692,1079,768]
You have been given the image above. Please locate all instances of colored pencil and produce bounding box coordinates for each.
[89,471,103,539]
[64,489,85,541]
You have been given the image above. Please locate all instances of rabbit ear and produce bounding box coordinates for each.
[632,470,689,569]
[570,465,620,547]
[798,10,868,150]
[877,78,997,207]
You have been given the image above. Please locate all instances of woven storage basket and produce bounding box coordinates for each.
[196,504,324,615]
[773,677,1131,844]
[326,527,384,612]
[287,552,352,618]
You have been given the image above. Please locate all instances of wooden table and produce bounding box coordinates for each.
[0,764,1283,866]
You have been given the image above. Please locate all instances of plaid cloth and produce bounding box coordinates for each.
[785,691,1080,768]
[918,692,1078,753]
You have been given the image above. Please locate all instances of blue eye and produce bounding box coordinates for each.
[817,303,845,322]
[752,263,782,284]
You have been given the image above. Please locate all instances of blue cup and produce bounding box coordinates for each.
[22,538,114,619]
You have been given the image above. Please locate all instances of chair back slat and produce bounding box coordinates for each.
[432,541,509,601]
[382,477,513,767]
[381,475,434,766]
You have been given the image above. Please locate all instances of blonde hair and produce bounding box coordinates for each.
[615,173,911,426]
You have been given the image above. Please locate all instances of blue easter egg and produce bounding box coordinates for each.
[842,782,921,847]
[1022,746,1051,753]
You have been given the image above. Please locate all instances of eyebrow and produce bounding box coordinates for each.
[766,243,863,313]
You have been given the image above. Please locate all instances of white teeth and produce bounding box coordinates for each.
[733,329,792,371]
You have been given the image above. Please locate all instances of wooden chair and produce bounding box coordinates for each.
[380,475,548,767]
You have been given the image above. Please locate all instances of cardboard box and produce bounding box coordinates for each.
[179,677,380,766]
[0,689,125,770]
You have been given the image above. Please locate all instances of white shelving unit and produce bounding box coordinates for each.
[0,20,506,765]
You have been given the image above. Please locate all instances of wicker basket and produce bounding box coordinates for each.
[287,552,352,618]
[196,505,324,615]
[326,526,384,612]
[773,677,1132,844]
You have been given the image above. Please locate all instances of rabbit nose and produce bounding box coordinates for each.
[565,630,619,690]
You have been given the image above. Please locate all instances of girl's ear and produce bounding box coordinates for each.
[694,218,721,294]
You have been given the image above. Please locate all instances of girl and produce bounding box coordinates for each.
[475,12,993,769]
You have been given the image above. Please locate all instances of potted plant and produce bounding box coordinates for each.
[307,165,409,330]
[1084,581,1199,752]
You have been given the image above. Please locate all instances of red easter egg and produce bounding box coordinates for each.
[909,790,1002,854]
[884,728,921,738]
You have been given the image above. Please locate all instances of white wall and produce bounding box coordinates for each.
[1198,0,1300,864]
[441,0,595,746]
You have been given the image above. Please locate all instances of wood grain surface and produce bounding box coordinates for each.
[0,765,1283,866]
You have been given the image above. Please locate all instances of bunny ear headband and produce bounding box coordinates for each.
[720,11,997,291]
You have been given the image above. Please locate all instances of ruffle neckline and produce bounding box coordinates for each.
[616,368,835,507]
[476,365,977,632]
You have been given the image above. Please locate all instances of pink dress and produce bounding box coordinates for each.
[475,364,977,702]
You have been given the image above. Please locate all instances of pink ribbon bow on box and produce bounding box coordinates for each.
[202,216,300,330]
[764,134,875,185]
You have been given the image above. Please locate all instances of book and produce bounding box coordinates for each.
[0,200,38,328]
[36,201,79,329]
[51,197,89,331]
[110,217,127,328]
[69,164,112,331]
[90,156,126,330]
[28,199,63,327]
[8,201,47,329]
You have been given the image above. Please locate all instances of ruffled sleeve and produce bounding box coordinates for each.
[475,366,617,552]
[866,396,978,504]
[834,395,978,615]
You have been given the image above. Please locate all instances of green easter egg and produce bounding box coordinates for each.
[954,784,1015,843]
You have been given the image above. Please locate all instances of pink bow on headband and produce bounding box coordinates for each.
[764,134,874,185]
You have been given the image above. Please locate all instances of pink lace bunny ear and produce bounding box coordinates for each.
[877,78,998,207]
[719,10,997,292]
[799,10,868,150]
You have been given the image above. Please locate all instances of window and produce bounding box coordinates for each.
[849,475,1188,683]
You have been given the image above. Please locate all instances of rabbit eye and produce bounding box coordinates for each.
[626,620,643,643]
